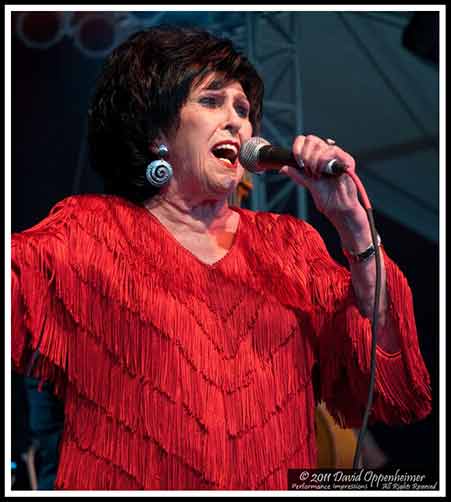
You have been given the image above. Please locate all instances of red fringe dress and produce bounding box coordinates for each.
[11,194,432,490]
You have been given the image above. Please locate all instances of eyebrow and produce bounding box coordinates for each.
[205,78,225,90]
[203,79,250,102]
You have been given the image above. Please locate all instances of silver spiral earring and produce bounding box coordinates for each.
[146,144,173,187]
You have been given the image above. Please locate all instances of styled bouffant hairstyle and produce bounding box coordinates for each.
[87,25,264,203]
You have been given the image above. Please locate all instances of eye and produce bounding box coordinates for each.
[235,103,250,118]
[198,96,221,107]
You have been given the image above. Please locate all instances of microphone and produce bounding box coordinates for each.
[239,137,347,177]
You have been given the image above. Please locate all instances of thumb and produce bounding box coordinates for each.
[278,165,310,188]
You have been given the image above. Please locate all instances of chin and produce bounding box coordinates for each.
[218,174,241,195]
[200,166,243,200]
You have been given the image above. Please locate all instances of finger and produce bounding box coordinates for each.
[278,164,310,188]
[318,146,356,174]
[310,141,330,180]
[302,135,324,178]
[338,148,356,172]
[292,135,307,172]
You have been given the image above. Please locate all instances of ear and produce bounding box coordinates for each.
[149,134,170,156]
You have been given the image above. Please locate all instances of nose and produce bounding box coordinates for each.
[223,103,244,136]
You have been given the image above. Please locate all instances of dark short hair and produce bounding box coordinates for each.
[87,25,264,203]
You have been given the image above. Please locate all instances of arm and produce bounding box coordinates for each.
[280,135,431,427]
[11,198,75,394]
[331,207,400,354]
[292,219,432,428]
[280,135,399,353]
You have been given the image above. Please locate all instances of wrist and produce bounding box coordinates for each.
[342,233,381,264]
[328,207,371,251]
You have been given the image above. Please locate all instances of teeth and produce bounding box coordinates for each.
[218,157,232,164]
[213,144,238,155]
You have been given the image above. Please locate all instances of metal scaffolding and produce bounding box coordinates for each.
[241,12,308,219]
[17,10,437,238]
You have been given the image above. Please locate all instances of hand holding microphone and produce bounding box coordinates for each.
[239,135,349,177]
[239,134,362,222]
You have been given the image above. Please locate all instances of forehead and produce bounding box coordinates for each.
[193,73,247,97]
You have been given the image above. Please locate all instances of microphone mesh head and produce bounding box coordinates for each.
[239,137,270,173]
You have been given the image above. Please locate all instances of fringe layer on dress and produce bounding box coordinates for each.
[11,195,432,490]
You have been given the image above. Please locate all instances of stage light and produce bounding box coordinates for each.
[16,12,65,49]
[72,13,118,58]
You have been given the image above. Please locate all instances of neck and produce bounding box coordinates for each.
[143,192,234,234]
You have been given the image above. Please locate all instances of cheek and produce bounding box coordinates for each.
[242,122,253,141]
[172,130,201,163]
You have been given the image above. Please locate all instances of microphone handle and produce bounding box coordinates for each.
[258,145,346,177]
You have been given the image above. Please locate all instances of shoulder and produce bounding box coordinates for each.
[235,207,330,266]
[43,193,136,223]
[13,194,137,239]
[11,194,140,259]
[236,207,319,239]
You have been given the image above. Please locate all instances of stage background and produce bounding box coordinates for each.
[9,10,439,487]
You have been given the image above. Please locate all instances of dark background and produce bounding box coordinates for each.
[9,10,439,488]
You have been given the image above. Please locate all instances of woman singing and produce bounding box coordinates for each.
[11,25,431,490]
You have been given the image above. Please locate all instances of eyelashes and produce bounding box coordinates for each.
[198,96,219,106]
[198,95,250,118]
[236,104,250,118]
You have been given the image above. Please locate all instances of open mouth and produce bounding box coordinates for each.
[211,142,239,169]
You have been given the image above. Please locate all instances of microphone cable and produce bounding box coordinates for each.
[239,135,384,468]
[342,168,383,470]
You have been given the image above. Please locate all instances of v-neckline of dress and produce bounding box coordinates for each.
[144,206,244,269]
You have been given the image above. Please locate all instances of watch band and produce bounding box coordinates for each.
[342,234,381,264]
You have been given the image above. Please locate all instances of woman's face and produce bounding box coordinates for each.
[162,73,253,203]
